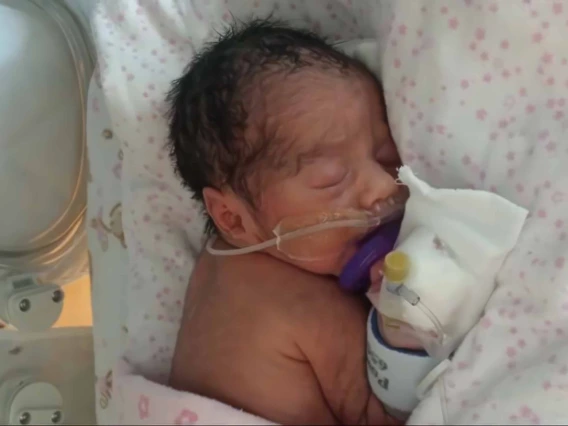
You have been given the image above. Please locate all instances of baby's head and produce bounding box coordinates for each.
[168,20,401,275]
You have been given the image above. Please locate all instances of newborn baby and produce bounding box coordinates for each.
[167,20,403,425]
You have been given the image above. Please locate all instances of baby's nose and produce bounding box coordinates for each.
[359,164,399,211]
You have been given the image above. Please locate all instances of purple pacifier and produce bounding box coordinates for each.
[338,216,402,293]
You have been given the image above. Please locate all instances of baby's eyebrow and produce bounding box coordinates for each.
[293,145,327,175]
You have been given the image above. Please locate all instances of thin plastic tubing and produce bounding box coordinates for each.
[206,216,384,256]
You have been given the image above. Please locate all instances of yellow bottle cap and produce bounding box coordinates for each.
[384,251,411,283]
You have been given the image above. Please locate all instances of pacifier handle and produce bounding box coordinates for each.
[338,217,402,293]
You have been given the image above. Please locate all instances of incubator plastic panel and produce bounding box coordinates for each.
[0,0,97,424]
[0,0,93,285]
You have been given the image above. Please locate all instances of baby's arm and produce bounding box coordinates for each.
[296,276,399,425]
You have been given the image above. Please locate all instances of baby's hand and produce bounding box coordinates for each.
[367,260,384,294]
[378,314,424,350]
[368,261,424,351]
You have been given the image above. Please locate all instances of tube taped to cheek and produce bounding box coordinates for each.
[206,188,408,260]
[374,166,528,359]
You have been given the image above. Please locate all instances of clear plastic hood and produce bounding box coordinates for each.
[0,0,94,282]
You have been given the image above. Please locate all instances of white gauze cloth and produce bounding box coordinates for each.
[373,166,528,358]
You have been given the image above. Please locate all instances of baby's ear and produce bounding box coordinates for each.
[202,187,258,243]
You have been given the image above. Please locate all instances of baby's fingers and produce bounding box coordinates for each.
[367,260,384,294]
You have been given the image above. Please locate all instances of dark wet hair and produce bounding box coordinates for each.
[167,18,369,233]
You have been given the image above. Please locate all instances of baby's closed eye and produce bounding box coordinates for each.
[304,159,349,189]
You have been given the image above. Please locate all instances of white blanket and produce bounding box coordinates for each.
[92,0,568,424]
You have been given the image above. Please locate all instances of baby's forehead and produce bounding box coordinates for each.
[254,66,370,112]
[247,66,383,157]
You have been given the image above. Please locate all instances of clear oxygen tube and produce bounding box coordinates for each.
[206,188,408,262]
